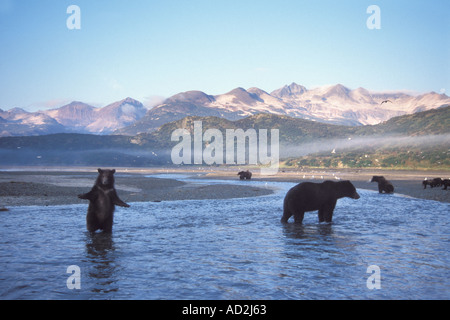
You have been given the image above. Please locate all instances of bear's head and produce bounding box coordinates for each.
[339,180,360,199]
[371,176,384,183]
[96,168,116,188]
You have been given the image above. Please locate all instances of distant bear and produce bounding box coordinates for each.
[423,178,443,189]
[237,170,252,180]
[78,169,130,233]
[371,176,394,194]
[442,179,450,190]
[281,180,360,224]
[431,178,443,188]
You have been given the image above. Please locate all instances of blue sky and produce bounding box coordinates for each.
[0,0,448,110]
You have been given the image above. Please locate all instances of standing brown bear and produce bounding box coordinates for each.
[371,176,394,194]
[282,180,360,224]
[78,169,130,233]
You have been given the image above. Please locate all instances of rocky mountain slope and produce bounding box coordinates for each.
[0,97,146,137]
[1,83,448,137]
[116,83,450,135]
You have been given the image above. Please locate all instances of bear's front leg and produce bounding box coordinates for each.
[115,199,130,208]
[281,210,292,223]
[112,192,130,207]
[378,184,383,193]
[318,209,325,223]
[78,192,92,200]
[78,188,97,200]
[322,201,337,223]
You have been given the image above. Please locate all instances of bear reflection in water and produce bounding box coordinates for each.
[281,180,360,224]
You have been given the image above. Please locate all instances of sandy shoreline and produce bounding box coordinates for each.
[0,167,449,209]
[0,169,274,208]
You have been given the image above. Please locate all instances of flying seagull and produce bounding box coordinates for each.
[380,100,392,105]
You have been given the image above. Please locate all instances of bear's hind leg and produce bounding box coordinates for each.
[100,221,113,233]
[86,219,100,233]
[86,211,100,233]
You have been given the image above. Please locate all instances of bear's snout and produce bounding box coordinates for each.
[352,192,360,199]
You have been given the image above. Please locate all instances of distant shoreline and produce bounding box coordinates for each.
[201,167,450,203]
[0,167,449,209]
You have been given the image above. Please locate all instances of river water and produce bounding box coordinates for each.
[0,175,449,300]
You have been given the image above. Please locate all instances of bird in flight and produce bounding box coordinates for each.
[380,100,392,105]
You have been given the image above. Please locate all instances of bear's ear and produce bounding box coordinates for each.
[111,169,116,174]
[343,180,353,188]
[98,168,103,173]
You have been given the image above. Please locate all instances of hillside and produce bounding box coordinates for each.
[369,105,450,135]
[282,106,450,170]
[147,105,449,145]
[0,106,448,169]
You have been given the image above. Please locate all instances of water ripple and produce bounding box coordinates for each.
[0,177,449,299]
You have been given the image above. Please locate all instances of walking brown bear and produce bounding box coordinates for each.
[371,176,394,194]
[78,169,130,233]
[237,170,252,180]
[282,180,360,224]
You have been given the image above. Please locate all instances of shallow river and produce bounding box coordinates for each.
[0,175,449,299]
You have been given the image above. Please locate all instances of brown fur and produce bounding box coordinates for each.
[282,180,360,224]
[78,169,130,233]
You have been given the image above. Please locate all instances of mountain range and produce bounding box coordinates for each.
[1,83,449,137]
[0,97,146,137]
[116,84,450,135]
